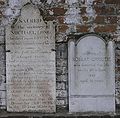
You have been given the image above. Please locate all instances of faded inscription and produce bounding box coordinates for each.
[69,35,115,112]
[6,4,56,112]
[74,54,110,83]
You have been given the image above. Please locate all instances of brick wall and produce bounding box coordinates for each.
[0,0,120,117]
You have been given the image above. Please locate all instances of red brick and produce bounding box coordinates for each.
[80,7,87,14]
[57,16,64,24]
[105,0,120,4]
[58,25,69,33]
[94,6,116,15]
[93,0,104,5]
[51,8,67,16]
[106,16,118,24]
[76,25,90,32]
[82,16,88,23]
[94,25,117,32]
[94,16,105,24]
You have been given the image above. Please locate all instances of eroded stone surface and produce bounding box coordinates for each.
[6,4,56,112]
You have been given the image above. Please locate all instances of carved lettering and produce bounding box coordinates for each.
[6,4,55,112]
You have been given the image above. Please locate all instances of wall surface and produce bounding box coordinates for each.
[0,0,120,117]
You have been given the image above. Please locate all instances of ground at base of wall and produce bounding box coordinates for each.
[0,115,119,118]
[0,112,120,118]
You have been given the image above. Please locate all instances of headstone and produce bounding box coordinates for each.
[68,35,115,112]
[6,4,56,112]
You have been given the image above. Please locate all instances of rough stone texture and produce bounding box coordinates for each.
[0,27,6,109]
[56,43,68,111]
[6,4,56,112]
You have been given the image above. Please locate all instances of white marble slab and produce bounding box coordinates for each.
[68,35,115,113]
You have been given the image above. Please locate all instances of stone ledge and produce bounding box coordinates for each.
[0,112,118,118]
[0,115,118,118]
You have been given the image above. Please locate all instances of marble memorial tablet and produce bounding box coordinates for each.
[68,35,115,113]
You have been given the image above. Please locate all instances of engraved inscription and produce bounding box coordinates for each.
[69,35,115,112]
[73,54,111,83]
[6,4,55,112]
[72,37,112,95]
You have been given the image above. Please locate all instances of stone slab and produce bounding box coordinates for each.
[68,35,115,112]
[6,4,56,112]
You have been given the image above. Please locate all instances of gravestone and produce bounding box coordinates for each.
[68,35,115,112]
[6,4,56,112]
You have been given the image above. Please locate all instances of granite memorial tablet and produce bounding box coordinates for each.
[6,4,56,112]
[68,35,115,112]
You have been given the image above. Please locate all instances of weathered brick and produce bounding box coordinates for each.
[56,50,67,59]
[56,43,67,51]
[0,98,6,107]
[94,6,116,15]
[105,0,120,4]
[56,74,67,81]
[94,25,117,32]
[57,16,65,24]
[56,59,67,67]
[56,106,68,112]
[58,25,69,33]
[106,16,118,24]
[56,99,66,105]
[80,7,87,14]
[116,76,120,81]
[51,8,67,16]
[56,43,68,59]
[56,82,66,90]
[58,0,65,3]
[56,66,68,75]
[93,0,104,5]
[56,90,67,97]
[94,16,105,24]
[76,25,90,32]
[45,16,56,21]
[82,16,88,23]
